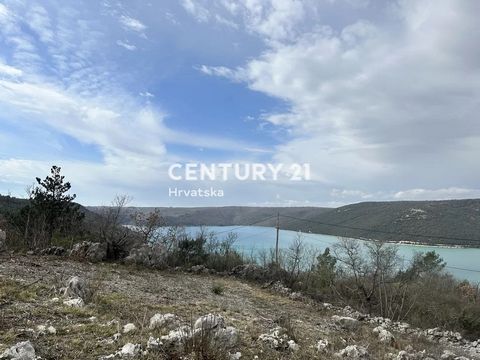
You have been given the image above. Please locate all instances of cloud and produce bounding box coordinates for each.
[200,0,480,193]
[116,40,136,51]
[394,188,480,201]
[119,15,147,34]
[0,61,22,77]
[181,0,210,23]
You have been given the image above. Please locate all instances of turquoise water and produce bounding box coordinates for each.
[184,226,480,283]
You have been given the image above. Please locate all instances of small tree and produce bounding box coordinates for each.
[97,195,134,259]
[399,251,446,280]
[26,166,83,248]
[131,209,165,244]
[313,247,337,288]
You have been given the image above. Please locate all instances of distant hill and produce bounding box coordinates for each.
[0,194,99,224]
[0,195,28,216]
[87,206,332,229]
[89,199,480,247]
[277,200,480,247]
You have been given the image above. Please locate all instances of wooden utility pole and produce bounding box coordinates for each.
[275,212,280,265]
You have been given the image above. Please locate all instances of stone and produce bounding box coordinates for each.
[214,326,238,348]
[119,343,140,357]
[0,341,36,360]
[440,350,456,360]
[64,276,88,300]
[63,298,84,307]
[316,339,330,353]
[125,244,166,268]
[194,314,225,331]
[40,246,66,256]
[70,241,106,262]
[332,315,360,331]
[229,352,242,360]
[336,345,369,359]
[373,326,395,345]
[146,336,162,350]
[258,327,290,350]
[149,313,179,330]
[161,326,193,349]
[36,325,56,335]
[122,323,137,334]
[287,340,299,351]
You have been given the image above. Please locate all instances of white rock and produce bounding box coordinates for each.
[229,352,242,360]
[146,336,162,349]
[149,313,179,330]
[194,314,225,331]
[64,276,87,300]
[122,323,137,334]
[214,326,238,348]
[288,340,299,351]
[440,350,457,360]
[161,326,193,346]
[119,343,140,357]
[1,341,36,360]
[336,345,369,359]
[332,315,360,331]
[63,298,84,307]
[316,339,330,353]
[373,326,395,345]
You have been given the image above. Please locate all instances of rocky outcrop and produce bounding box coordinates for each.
[63,276,88,300]
[332,315,360,331]
[336,345,369,359]
[373,326,395,346]
[124,244,166,268]
[194,313,225,331]
[40,246,66,256]
[149,313,179,330]
[258,327,298,351]
[0,341,36,360]
[69,241,106,262]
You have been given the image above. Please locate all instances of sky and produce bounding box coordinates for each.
[0,0,480,207]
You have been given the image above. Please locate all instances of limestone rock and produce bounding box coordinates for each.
[149,313,179,330]
[336,345,369,359]
[0,341,36,360]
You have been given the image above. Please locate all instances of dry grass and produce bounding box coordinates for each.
[0,254,476,359]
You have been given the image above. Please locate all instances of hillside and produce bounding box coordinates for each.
[89,199,480,247]
[0,254,477,359]
[287,200,480,247]
[87,206,333,228]
[0,194,101,225]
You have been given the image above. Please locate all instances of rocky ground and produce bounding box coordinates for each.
[0,254,478,359]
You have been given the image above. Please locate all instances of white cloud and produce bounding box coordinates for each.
[201,0,480,193]
[0,61,22,77]
[0,3,9,20]
[181,0,210,23]
[394,188,480,201]
[116,40,136,51]
[119,15,147,34]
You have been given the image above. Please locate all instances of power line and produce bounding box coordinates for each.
[280,214,480,244]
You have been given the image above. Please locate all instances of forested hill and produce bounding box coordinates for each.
[277,199,480,247]
[87,206,332,229]
[0,194,98,223]
[93,199,480,247]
